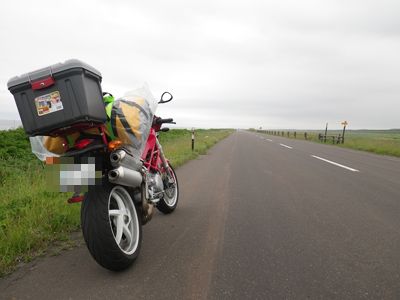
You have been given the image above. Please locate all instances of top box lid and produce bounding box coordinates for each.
[7,59,102,89]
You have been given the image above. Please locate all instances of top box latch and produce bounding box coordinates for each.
[30,67,55,90]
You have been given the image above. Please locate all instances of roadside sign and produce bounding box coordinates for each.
[341,121,348,126]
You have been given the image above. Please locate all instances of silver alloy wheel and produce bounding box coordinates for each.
[163,169,178,207]
[108,186,140,255]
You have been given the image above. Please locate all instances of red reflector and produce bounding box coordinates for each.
[31,76,55,90]
[68,195,84,204]
[74,139,94,150]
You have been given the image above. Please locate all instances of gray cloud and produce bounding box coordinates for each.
[1,0,399,129]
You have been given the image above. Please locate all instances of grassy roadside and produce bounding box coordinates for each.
[257,130,400,158]
[0,128,233,276]
[158,129,234,167]
[335,131,400,157]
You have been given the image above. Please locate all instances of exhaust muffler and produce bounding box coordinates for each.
[110,149,143,170]
[108,166,142,187]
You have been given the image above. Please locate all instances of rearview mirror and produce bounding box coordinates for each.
[159,92,173,104]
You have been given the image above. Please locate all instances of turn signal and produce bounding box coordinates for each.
[108,139,123,152]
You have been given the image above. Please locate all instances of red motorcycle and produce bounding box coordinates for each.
[79,92,179,271]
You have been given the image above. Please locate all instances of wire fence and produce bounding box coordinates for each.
[255,130,345,144]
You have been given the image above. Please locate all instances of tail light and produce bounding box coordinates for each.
[74,139,94,150]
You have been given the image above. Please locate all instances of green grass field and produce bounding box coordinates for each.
[0,128,233,276]
[260,129,400,157]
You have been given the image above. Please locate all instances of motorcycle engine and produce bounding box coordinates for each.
[148,172,164,199]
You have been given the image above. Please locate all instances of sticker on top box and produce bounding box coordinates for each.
[35,91,63,116]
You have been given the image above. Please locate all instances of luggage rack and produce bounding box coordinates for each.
[50,123,109,156]
[48,122,106,137]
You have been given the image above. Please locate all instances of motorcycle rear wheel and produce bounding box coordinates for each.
[81,183,142,271]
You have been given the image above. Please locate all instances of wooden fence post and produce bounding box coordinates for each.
[191,128,195,151]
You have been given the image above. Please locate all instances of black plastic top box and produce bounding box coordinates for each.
[7,59,107,136]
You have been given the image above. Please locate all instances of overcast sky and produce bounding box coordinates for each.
[0,0,399,129]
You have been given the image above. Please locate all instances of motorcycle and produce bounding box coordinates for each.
[65,91,178,271]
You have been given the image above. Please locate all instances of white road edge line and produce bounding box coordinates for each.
[266,139,273,142]
[311,155,360,172]
[280,143,293,149]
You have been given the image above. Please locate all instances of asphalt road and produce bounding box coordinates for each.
[1,131,400,299]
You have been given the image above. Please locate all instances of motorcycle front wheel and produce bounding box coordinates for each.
[157,165,179,214]
[81,184,142,271]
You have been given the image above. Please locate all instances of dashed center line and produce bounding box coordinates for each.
[280,143,293,149]
[250,132,360,172]
[311,155,360,172]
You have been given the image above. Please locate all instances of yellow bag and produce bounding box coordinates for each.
[110,97,153,155]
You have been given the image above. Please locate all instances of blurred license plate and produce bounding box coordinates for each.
[45,157,101,192]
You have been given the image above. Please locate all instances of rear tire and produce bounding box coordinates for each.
[157,165,179,214]
[81,183,142,271]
